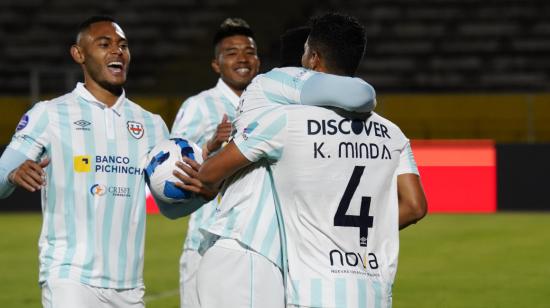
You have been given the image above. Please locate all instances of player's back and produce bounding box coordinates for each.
[271,105,409,307]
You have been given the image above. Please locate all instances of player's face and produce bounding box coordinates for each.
[76,21,130,91]
[212,35,260,95]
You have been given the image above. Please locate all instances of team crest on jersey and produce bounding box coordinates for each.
[127,121,144,139]
[15,114,29,132]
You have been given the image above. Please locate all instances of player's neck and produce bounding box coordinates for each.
[84,81,123,107]
[230,87,243,97]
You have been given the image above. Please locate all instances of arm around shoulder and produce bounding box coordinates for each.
[301,73,376,113]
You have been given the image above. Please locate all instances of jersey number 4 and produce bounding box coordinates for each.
[333,166,373,247]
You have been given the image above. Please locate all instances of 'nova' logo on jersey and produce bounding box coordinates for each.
[127,121,144,139]
[74,155,92,172]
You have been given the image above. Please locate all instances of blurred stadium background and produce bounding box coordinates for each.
[1,0,549,307]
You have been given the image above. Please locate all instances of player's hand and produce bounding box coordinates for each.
[8,158,50,192]
[205,114,232,157]
[173,157,218,201]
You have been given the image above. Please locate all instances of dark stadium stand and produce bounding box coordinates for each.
[1,0,549,95]
[0,0,549,144]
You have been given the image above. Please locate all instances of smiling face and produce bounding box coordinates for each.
[212,35,260,96]
[71,21,130,94]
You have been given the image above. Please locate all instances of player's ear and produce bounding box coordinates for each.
[310,50,322,71]
[211,58,221,74]
[71,45,85,64]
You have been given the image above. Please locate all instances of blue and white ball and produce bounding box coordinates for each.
[145,138,203,204]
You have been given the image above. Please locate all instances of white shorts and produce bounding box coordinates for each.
[196,238,284,308]
[41,278,144,308]
[179,249,202,308]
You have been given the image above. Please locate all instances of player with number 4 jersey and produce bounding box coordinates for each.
[234,105,417,307]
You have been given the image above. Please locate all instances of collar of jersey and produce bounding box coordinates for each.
[74,82,126,116]
[215,78,240,108]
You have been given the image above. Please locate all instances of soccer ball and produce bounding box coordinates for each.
[145,138,203,204]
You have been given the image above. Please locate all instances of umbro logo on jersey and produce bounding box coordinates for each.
[74,119,91,131]
[127,121,144,139]
[74,155,92,172]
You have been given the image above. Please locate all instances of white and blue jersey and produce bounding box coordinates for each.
[4,83,169,289]
[233,105,419,308]
[171,79,240,251]
[202,67,377,270]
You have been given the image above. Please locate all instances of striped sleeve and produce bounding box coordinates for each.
[256,67,314,106]
[254,67,376,112]
[170,98,206,145]
[233,107,287,163]
[8,102,49,161]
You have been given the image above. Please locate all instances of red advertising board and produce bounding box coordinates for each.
[411,140,496,213]
[146,140,497,214]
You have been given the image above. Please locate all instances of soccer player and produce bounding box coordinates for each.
[198,12,427,307]
[0,16,185,308]
[188,18,378,308]
[168,17,260,308]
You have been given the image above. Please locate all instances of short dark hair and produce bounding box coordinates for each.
[279,26,310,67]
[307,12,366,76]
[213,17,255,47]
[76,15,116,42]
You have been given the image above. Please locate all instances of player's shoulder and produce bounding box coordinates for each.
[29,92,76,114]
[187,86,221,104]
[260,67,313,83]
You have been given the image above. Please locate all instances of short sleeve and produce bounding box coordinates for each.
[233,107,287,163]
[8,102,49,161]
[396,141,419,175]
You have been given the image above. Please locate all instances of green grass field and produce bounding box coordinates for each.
[1,212,549,307]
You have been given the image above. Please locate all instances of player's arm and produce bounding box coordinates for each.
[398,173,427,230]
[301,72,376,113]
[1,104,50,198]
[197,141,252,190]
[0,148,49,198]
[259,67,376,112]
[396,142,427,229]
[199,108,286,188]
